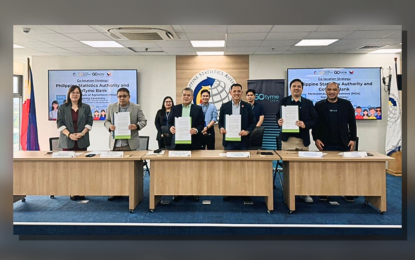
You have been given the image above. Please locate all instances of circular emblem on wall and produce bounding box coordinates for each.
[186,69,236,110]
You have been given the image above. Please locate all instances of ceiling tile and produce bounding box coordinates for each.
[30,47,74,53]
[186,33,226,40]
[13,25,56,34]
[227,33,268,41]
[172,25,184,32]
[115,40,159,48]
[182,25,228,33]
[13,33,40,42]
[266,32,310,40]
[316,25,363,31]
[344,30,398,39]
[358,25,401,31]
[21,33,74,41]
[14,41,56,48]
[227,25,273,33]
[261,40,299,47]
[63,47,106,53]
[161,47,196,52]
[226,40,262,47]
[257,46,291,52]
[176,32,188,40]
[225,51,255,55]
[225,47,259,52]
[44,25,98,33]
[271,25,320,32]
[47,41,91,48]
[304,31,353,39]
[156,40,192,47]
[65,33,113,41]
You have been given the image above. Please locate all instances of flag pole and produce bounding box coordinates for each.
[394,57,398,80]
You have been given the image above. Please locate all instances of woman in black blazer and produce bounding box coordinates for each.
[154,96,174,149]
[56,85,93,200]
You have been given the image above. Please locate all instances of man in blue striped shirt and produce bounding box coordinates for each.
[199,89,218,150]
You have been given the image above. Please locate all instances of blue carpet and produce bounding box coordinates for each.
[13,173,402,226]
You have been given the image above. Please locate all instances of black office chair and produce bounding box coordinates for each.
[250,126,265,150]
[137,136,150,175]
[48,137,61,199]
[49,137,61,151]
[354,136,359,151]
[273,136,284,191]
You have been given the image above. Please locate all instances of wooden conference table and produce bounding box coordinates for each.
[276,151,394,214]
[142,150,280,213]
[13,151,148,213]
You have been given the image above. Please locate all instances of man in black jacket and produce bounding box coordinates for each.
[219,83,256,203]
[219,83,256,150]
[276,78,318,203]
[169,88,205,151]
[169,87,205,202]
[312,82,357,202]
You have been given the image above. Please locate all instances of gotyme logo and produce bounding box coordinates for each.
[92,72,105,76]
[187,69,236,111]
[314,70,347,75]
[256,93,280,102]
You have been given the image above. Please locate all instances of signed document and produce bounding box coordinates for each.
[225,114,241,141]
[175,117,192,144]
[114,112,131,139]
[281,105,299,133]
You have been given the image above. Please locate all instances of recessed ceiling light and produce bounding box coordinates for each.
[196,51,224,56]
[81,41,123,48]
[13,44,24,48]
[191,40,225,47]
[295,39,338,46]
[369,49,401,54]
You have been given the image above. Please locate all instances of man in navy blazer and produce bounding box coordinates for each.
[219,83,256,150]
[168,88,204,150]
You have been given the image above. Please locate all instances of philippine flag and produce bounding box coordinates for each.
[20,62,40,150]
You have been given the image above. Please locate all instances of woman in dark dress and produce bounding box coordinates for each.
[154,96,174,149]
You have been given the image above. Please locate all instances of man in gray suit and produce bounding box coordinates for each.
[104,87,147,200]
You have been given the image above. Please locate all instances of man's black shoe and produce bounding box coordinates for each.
[223,196,230,202]
[343,196,355,202]
[319,196,328,201]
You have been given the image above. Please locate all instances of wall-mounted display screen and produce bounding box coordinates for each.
[48,69,137,121]
[287,67,382,120]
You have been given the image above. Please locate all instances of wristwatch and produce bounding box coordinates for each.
[81,132,85,136]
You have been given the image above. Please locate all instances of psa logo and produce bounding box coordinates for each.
[349,71,354,74]
[107,72,112,76]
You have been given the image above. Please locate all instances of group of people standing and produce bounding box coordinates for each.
[277,79,357,204]
[56,79,357,204]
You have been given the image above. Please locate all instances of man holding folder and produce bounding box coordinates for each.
[276,79,317,203]
[104,87,147,200]
[168,87,204,151]
[104,87,147,151]
[169,87,204,202]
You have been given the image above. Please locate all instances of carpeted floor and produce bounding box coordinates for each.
[13,173,402,226]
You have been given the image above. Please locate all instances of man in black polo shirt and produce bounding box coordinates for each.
[246,89,265,127]
[276,78,318,203]
[312,82,357,202]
